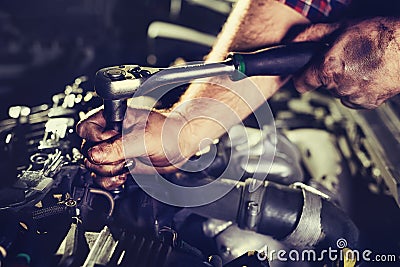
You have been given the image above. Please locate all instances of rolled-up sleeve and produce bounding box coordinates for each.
[277,0,352,22]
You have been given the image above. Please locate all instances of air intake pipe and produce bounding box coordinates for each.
[190,178,359,250]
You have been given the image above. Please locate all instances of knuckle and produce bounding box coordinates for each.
[293,77,308,93]
[294,64,323,92]
[88,145,104,164]
[76,121,85,137]
[97,178,115,190]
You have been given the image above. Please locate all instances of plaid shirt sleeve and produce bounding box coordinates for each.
[277,0,352,22]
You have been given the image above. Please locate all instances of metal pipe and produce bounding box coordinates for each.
[89,188,115,217]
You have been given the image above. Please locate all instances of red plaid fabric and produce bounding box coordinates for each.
[277,0,352,22]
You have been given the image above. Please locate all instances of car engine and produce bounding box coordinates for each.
[1,1,400,267]
[1,75,399,266]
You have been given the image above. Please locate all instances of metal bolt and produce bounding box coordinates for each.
[246,201,259,229]
[247,201,259,214]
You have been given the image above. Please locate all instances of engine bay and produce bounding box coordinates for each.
[1,1,400,266]
[1,76,399,266]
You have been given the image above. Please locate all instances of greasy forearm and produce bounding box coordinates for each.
[173,0,309,153]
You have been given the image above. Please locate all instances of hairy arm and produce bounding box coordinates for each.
[173,0,310,155]
[77,0,320,188]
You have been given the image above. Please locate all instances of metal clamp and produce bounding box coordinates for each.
[238,178,267,231]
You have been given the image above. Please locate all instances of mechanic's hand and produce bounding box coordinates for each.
[294,18,400,109]
[76,106,193,189]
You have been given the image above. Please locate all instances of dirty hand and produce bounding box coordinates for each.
[293,18,400,109]
[76,106,194,189]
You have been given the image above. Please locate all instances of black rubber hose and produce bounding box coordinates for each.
[189,178,359,249]
[257,183,303,240]
[256,183,359,249]
[318,199,359,249]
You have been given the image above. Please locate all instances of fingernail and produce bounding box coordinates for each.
[88,146,104,164]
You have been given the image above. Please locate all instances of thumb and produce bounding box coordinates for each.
[294,53,345,93]
[292,23,344,93]
[293,63,323,93]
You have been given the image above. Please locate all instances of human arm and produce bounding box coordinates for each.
[77,0,356,189]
